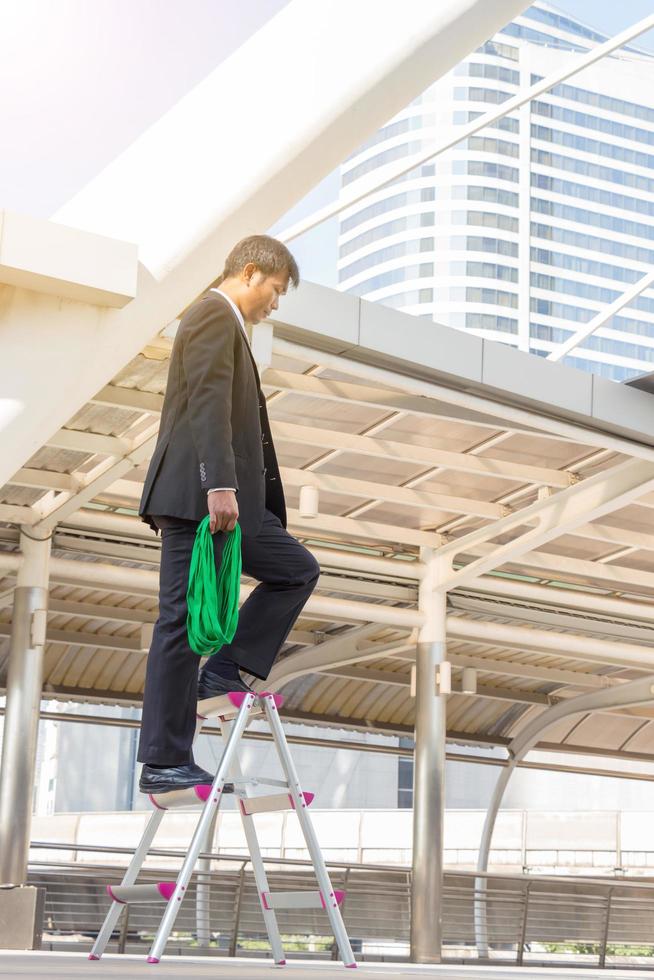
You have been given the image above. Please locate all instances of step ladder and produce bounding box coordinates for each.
[89,690,357,968]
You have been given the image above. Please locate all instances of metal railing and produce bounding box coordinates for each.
[28,841,654,967]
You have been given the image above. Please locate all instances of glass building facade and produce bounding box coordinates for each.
[337,2,654,381]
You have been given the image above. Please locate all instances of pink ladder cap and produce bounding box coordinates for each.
[320,889,346,908]
[106,884,124,904]
[226,691,248,708]
[260,691,284,708]
[289,791,315,809]
[157,881,176,900]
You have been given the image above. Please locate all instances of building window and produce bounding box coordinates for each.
[464,160,519,182]
[532,197,654,242]
[466,287,518,308]
[457,62,520,85]
[531,222,654,266]
[453,210,519,233]
[346,264,434,296]
[454,86,515,105]
[523,7,607,43]
[467,185,519,207]
[531,148,654,194]
[339,239,434,282]
[531,247,643,284]
[341,189,434,233]
[500,21,588,53]
[533,101,654,148]
[343,141,423,186]
[466,313,518,334]
[532,76,654,125]
[475,39,519,61]
[532,173,654,219]
[466,261,518,283]
[532,124,654,172]
[467,135,519,158]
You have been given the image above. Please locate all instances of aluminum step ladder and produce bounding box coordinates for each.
[89,690,357,968]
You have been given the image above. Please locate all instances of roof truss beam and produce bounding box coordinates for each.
[321,664,549,705]
[82,389,573,489]
[280,466,507,519]
[438,459,654,591]
[467,542,654,597]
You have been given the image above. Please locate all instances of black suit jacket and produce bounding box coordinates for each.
[139,291,286,536]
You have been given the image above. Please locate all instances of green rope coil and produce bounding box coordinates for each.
[186,516,242,656]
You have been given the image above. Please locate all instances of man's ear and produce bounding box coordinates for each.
[242,262,259,284]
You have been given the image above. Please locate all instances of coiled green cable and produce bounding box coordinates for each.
[186,516,242,656]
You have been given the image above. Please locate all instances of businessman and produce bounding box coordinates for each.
[137,235,319,794]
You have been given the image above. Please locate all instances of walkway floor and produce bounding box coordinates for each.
[3,953,654,979]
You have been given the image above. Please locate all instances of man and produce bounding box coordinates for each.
[137,235,320,795]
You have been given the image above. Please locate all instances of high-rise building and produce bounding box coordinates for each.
[337,2,654,381]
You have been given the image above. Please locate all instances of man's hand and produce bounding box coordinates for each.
[207,490,239,533]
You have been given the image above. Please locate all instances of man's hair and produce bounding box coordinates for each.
[215,235,300,288]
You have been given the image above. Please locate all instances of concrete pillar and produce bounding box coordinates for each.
[410,549,447,963]
[0,526,51,885]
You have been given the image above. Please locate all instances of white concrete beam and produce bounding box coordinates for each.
[0,210,137,307]
[0,0,527,491]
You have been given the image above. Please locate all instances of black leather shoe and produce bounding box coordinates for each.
[197,668,256,701]
[139,762,234,795]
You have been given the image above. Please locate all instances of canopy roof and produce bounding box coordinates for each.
[3,282,654,766]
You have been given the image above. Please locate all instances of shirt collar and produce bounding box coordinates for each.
[211,288,246,333]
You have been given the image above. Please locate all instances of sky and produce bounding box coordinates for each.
[1,0,653,274]
[555,0,654,50]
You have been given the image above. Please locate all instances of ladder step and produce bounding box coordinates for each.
[197,690,285,721]
[107,882,176,905]
[261,889,345,911]
[197,692,259,721]
[239,791,315,816]
[149,784,213,810]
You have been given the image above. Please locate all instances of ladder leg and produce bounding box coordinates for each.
[222,717,286,965]
[263,695,357,969]
[195,809,218,948]
[90,807,165,960]
[147,694,256,963]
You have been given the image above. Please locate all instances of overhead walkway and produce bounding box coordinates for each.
[3,0,654,965]
[4,281,654,964]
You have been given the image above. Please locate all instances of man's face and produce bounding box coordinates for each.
[242,267,289,324]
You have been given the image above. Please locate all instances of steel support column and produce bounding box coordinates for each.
[410,549,447,963]
[0,527,51,884]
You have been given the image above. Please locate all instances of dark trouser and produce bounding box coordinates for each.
[137,509,320,765]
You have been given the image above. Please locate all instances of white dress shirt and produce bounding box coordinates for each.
[206,288,248,494]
